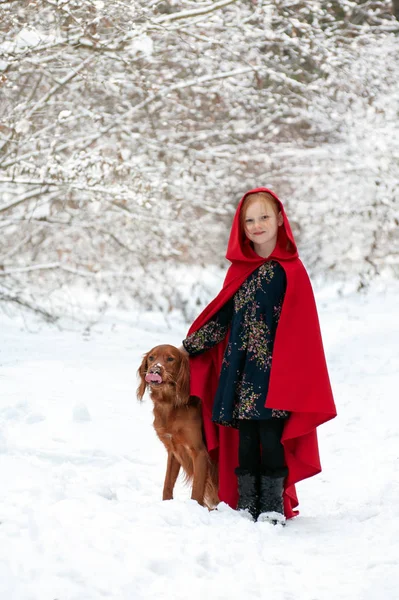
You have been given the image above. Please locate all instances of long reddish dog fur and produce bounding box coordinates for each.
[137,344,219,509]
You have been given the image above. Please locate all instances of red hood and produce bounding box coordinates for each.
[225,187,298,264]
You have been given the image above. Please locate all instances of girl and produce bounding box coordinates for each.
[181,188,336,524]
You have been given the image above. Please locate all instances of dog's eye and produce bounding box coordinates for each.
[166,357,174,362]
[148,355,154,361]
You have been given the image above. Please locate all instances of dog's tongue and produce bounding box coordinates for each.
[145,372,162,384]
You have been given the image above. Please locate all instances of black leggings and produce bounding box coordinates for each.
[238,419,286,475]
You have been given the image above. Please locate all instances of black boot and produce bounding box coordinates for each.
[258,471,287,525]
[235,468,259,521]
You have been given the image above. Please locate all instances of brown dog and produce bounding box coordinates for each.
[137,344,219,509]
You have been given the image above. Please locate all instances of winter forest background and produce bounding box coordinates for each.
[1,4,399,598]
[1,0,399,324]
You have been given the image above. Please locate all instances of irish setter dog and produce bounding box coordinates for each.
[137,344,219,509]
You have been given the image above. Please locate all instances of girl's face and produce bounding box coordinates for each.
[243,199,283,257]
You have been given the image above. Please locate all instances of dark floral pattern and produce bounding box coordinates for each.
[233,262,274,313]
[273,300,283,322]
[183,261,290,427]
[272,409,290,419]
[183,318,230,355]
[242,310,272,371]
[222,342,232,368]
[233,377,261,420]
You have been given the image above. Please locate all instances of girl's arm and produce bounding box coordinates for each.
[181,298,233,357]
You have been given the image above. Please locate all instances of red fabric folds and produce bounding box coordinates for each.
[187,188,337,518]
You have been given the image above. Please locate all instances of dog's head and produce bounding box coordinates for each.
[136,344,190,405]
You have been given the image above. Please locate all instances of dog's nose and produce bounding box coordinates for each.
[149,364,162,374]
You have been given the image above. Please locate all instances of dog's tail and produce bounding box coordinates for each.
[178,451,219,510]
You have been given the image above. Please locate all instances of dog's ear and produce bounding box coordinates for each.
[136,353,148,401]
[176,350,190,404]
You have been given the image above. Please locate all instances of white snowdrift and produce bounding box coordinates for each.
[0,283,398,600]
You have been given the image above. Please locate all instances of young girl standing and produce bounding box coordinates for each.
[181,188,336,524]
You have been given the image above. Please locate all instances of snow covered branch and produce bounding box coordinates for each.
[0,0,398,321]
[153,0,239,23]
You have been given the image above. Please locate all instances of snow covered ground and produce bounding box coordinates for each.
[1,282,398,600]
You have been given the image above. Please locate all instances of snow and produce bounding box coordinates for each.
[1,283,399,600]
[0,28,58,54]
[128,34,154,58]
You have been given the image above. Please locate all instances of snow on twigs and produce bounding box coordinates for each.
[0,0,398,322]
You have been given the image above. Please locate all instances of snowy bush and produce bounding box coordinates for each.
[0,0,398,321]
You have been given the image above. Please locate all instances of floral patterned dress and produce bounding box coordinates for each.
[183,261,290,428]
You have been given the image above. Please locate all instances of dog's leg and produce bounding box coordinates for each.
[205,461,220,509]
[162,451,181,501]
[190,447,208,506]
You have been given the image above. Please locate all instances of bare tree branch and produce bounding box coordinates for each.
[0,187,50,213]
[0,290,59,322]
[23,55,94,120]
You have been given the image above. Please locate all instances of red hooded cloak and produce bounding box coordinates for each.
[186,188,337,518]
